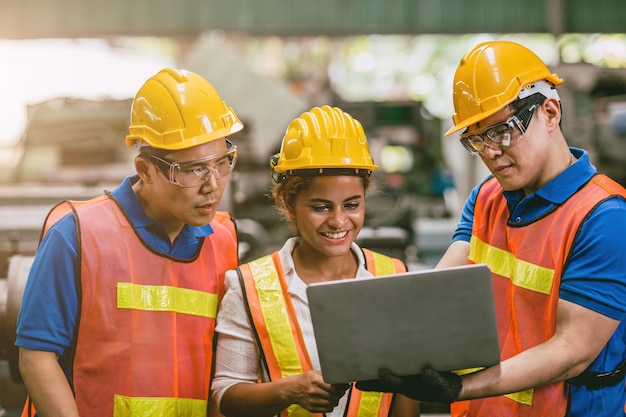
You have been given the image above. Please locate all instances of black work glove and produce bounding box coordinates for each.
[355,367,462,404]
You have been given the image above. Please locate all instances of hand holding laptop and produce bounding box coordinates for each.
[356,367,462,404]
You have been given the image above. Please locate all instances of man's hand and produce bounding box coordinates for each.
[356,367,462,404]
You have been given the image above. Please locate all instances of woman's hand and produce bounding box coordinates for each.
[287,370,350,413]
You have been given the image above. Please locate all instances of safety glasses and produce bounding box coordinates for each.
[460,103,538,156]
[147,139,237,187]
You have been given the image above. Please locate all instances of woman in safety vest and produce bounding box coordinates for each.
[211,105,421,417]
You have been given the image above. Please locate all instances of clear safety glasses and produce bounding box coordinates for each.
[459,103,539,156]
[147,140,238,187]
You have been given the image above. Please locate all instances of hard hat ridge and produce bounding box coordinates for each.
[126,68,243,150]
[271,105,377,182]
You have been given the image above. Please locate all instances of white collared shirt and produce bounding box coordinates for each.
[211,237,375,416]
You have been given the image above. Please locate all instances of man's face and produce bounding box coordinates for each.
[145,138,233,234]
[469,103,551,194]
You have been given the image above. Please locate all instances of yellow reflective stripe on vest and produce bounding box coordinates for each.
[356,391,384,416]
[454,367,484,376]
[469,236,554,295]
[247,254,392,417]
[248,256,304,377]
[367,251,397,276]
[113,395,207,417]
[287,403,316,417]
[505,388,534,406]
[117,283,218,318]
[469,236,541,406]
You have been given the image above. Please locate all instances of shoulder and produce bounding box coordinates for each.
[562,197,626,318]
[583,195,626,228]
[358,245,407,274]
[574,197,626,253]
[463,175,498,209]
[212,211,237,240]
[566,196,626,287]
[452,177,495,243]
[43,210,79,247]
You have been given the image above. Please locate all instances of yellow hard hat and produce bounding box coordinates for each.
[271,105,377,182]
[444,40,563,136]
[126,68,243,150]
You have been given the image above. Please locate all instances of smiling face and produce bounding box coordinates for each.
[289,176,366,260]
[136,138,232,239]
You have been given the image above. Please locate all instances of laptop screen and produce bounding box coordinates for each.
[306,263,501,384]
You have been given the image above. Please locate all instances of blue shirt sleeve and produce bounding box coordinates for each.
[451,180,483,243]
[560,196,626,320]
[563,196,626,416]
[15,212,79,355]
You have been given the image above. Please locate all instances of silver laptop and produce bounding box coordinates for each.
[306,263,501,384]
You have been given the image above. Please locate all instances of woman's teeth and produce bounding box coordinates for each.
[323,231,348,239]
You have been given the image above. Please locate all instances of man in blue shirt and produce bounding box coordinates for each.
[357,41,626,416]
[16,68,243,417]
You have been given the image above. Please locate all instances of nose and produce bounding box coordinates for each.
[482,143,503,159]
[199,169,219,193]
[327,208,348,229]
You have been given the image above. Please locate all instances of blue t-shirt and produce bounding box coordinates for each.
[15,175,215,356]
[452,148,626,416]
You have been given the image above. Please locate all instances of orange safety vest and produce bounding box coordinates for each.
[237,248,406,417]
[451,174,626,417]
[23,193,238,417]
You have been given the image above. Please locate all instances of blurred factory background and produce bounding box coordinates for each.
[2,0,626,415]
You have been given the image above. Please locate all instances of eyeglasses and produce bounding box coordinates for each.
[459,103,539,156]
[146,140,238,187]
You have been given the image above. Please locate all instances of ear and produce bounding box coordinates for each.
[134,155,154,184]
[542,98,561,132]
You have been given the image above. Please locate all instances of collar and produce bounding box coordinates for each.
[278,237,371,302]
[111,175,214,238]
[533,147,596,205]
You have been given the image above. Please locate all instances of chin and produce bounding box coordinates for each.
[495,178,520,192]
[325,242,354,256]
[188,217,214,227]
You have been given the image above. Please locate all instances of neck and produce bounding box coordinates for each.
[569,152,577,166]
[133,180,183,243]
[523,143,574,195]
[292,241,358,284]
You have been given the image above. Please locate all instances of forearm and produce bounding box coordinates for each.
[19,348,79,417]
[459,300,620,400]
[390,394,421,417]
[459,344,570,400]
[220,379,297,417]
[220,372,348,417]
[436,240,469,268]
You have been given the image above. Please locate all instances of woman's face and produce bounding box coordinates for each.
[291,175,366,259]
